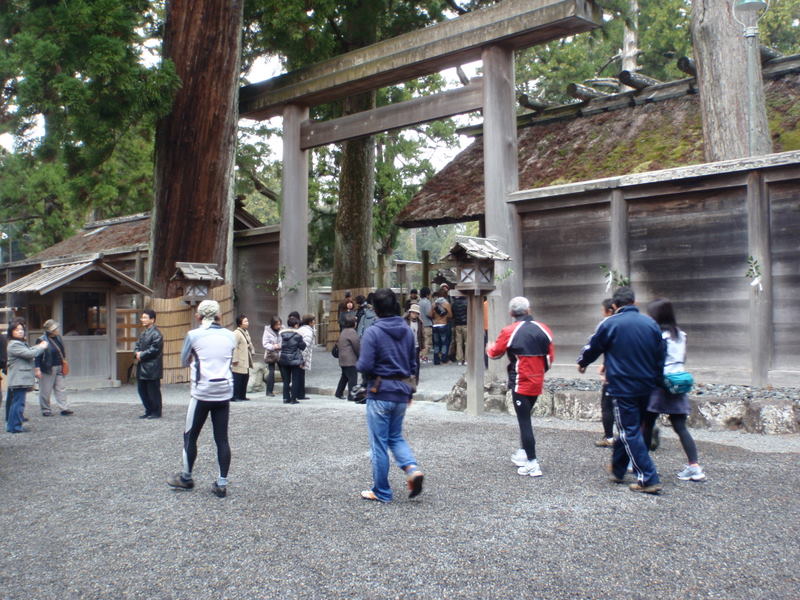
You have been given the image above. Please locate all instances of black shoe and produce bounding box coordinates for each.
[42,410,53,417]
[146,414,161,419]
[139,414,150,419]
[22,417,29,422]
[60,410,74,416]
[335,394,345,399]
[297,396,309,400]
[266,392,275,397]
[283,399,291,404]
[289,399,300,404]
[241,397,251,402]
[167,473,194,490]
[211,482,227,498]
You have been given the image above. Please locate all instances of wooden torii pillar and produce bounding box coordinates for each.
[240,0,601,326]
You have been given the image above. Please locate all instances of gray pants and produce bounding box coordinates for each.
[39,366,69,412]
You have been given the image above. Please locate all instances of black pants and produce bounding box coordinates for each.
[183,399,230,478]
[336,366,358,397]
[643,412,698,464]
[232,372,249,400]
[265,363,276,394]
[137,378,162,416]
[512,392,538,460]
[600,383,614,439]
[279,364,303,401]
[298,368,306,398]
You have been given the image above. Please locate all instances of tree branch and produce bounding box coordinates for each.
[445,0,469,15]
[237,161,279,201]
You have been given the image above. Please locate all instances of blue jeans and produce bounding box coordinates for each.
[6,388,27,433]
[611,395,660,486]
[432,326,448,364]
[365,398,417,502]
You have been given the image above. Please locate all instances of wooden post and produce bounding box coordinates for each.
[746,171,772,386]
[421,250,431,290]
[610,189,629,279]
[465,292,485,416]
[279,104,310,316]
[482,45,521,381]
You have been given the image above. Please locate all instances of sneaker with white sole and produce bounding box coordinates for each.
[511,448,528,467]
[517,459,543,477]
[677,464,706,481]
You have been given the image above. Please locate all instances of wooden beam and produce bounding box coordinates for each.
[240,0,601,119]
[300,79,483,149]
[746,171,772,386]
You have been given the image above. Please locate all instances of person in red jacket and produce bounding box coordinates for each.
[487,296,554,477]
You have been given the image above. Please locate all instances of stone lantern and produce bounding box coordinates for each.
[442,236,509,415]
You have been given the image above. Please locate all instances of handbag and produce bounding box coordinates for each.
[663,371,693,394]
[331,343,339,359]
[53,339,69,376]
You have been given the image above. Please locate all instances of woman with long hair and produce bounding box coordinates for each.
[644,299,706,482]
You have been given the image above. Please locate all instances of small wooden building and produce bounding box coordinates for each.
[0,255,152,388]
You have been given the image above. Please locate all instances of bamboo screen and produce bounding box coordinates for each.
[147,284,234,384]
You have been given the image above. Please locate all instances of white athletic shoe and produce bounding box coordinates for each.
[511,448,528,467]
[517,459,543,477]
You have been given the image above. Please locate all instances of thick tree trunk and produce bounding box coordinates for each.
[333,89,376,290]
[691,0,772,161]
[149,0,243,296]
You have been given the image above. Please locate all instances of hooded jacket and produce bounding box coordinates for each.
[356,316,416,403]
[278,328,306,367]
[577,305,666,398]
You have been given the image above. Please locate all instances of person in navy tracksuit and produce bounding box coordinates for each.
[487,297,555,478]
[577,286,666,494]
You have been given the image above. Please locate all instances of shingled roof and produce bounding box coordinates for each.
[397,62,800,229]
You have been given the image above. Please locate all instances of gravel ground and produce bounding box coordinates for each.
[1,379,798,599]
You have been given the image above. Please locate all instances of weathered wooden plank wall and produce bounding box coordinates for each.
[512,154,800,384]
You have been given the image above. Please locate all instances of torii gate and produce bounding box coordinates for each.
[239,0,600,412]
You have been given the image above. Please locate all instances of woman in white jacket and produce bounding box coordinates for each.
[261,316,282,397]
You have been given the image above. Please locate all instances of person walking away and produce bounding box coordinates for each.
[34,319,73,416]
[277,315,306,404]
[431,296,452,365]
[404,304,425,383]
[643,299,706,482]
[167,300,237,498]
[5,319,48,433]
[297,314,316,399]
[134,309,164,419]
[451,295,468,365]
[594,299,615,447]
[335,314,360,399]
[262,316,282,397]
[418,287,433,363]
[357,288,424,502]
[487,297,554,478]
[231,314,254,401]
[577,286,666,495]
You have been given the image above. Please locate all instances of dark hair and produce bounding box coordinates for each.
[287,315,300,328]
[373,288,400,318]
[420,287,430,298]
[366,292,375,305]
[270,316,282,329]
[343,314,357,329]
[410,288,418,295]
[611,286,635,308]
[288,311,300,321]
[602,298,614,312]
[7,317,26,338]
[355,295,366,305]
[143,309,156,320]
[235,314,247,327]
[647,298,680,339]
[302,314,315,326]
[344,290,352,298]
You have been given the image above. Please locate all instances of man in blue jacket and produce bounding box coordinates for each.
[357,288,424,503]
[577,287,666,494]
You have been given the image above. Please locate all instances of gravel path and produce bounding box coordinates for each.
[1,384,798,599]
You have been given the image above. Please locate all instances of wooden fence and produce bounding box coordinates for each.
[148,284,234,384]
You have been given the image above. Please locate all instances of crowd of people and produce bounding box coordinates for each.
[1,284,705,500]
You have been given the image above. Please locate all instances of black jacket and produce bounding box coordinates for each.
[135,326,164,380]
[0,333,6,374]
[34,334,65,375]
[451,296,468,326]
[278,329,306,367]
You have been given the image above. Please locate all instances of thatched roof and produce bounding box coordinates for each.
[397,62,800,229]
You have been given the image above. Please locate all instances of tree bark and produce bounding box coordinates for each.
[691,0,772,161]
[333,91,376,289]
[150,0,244,296]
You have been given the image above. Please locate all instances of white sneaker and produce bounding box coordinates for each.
[511,448,528,467]
[517,459,543,477]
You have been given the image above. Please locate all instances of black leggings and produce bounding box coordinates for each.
[183,399,231,478]
[600,383,614,439]
[512,392,538,461]
[643,412,698,464]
